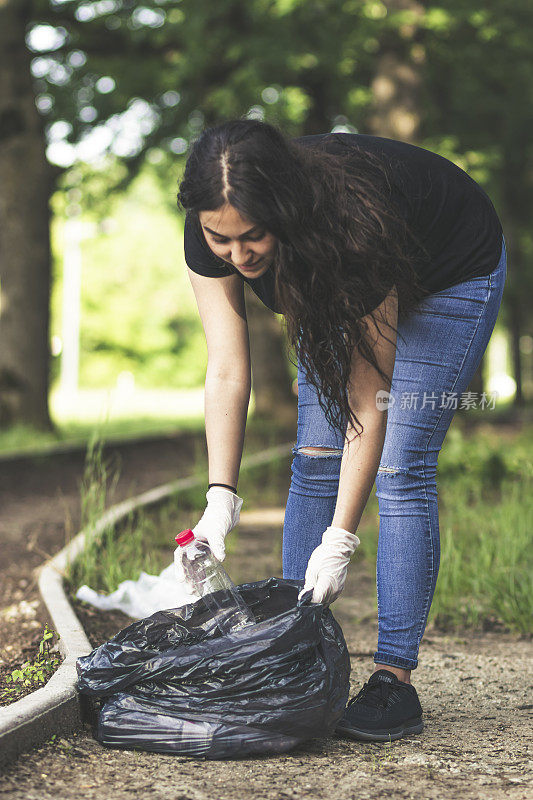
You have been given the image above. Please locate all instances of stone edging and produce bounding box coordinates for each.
[0,441,294,768]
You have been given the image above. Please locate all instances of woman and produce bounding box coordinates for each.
[176,118,506,742]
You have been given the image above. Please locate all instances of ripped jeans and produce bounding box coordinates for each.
[282,234,507,670]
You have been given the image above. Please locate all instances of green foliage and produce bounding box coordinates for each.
[366,737,395,770]
[437,424,533,483]
[26,0,531,402]
[0,415,204,456]
[67,502,172,595]
[66,429,208,592]
[434,472,532,633]
[79,433,119,535]
[50,167,207,390]
[1,625,61,702]
[0,423,61,455]
[66,432,160,592]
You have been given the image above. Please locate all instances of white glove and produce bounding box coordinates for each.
[298,526,360,605]
[174,486,244,581]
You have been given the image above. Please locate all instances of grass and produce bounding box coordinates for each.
[66,433,191,593]
[0,625,61,703]
[65,421,293,594]
[66,419,532,635]
[0,383,263,456]
[357,423,533,634]
[431,472,532,632]
[366,738,396,770]
[0,411,205,457]
[67,503,173,595]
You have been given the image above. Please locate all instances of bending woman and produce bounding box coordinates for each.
[176,119,506,742]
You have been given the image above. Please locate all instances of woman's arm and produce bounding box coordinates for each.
[331,286,398,534]
[205,373,251,489]
[187,267,252,489]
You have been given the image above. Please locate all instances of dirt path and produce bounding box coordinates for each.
[0,432,208,590]
[0,426,292,692]
[0,510,531,799]
[0,431,210,682]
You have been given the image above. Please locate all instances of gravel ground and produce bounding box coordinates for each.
[1,510,531,799]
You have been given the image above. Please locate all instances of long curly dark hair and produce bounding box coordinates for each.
[177,118,431,438]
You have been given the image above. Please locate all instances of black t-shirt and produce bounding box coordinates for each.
[183,133,503,315]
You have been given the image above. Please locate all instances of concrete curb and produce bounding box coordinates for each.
[0,441,293,768]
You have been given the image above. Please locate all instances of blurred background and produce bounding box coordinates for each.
[1,0,532,452]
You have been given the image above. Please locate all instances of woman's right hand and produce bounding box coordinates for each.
[174,486,244,581]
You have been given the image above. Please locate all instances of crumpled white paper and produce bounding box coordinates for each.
[76,563,200,620]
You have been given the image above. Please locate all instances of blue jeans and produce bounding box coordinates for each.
[282,234,507,670]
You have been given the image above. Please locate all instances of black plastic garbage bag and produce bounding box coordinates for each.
[77,577,351,759]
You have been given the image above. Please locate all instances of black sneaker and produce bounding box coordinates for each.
[335,669,424,742]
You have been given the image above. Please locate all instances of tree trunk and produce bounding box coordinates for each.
[368,51,422,143]
[467,361,485,396]
[367,1,425,144]
[244,286,297,427]
[501,150,528,409]
[0,0,53,429]
[508,307,524,406]
[301,73,334,136]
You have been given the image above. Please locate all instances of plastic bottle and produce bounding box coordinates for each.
[174,529,255,634]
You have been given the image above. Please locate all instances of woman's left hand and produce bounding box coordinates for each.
[298,526,361,605]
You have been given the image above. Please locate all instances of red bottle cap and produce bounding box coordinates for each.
[175,529,195,546]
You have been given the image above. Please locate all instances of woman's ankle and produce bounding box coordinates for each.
[373,663,412,684]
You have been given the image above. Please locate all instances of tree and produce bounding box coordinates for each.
[2,0,353,428]
[356,0,533,402]
[0,0,294,427]
[2,0,530,428]
[366,0,426,144]
[420,1,533,405]
[245,288,296,426]
[0,1,53,427]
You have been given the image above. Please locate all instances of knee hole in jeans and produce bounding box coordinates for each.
[297,446,343,457]
[377,465,410,475]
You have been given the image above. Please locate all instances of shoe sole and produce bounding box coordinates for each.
[335,717,424,742]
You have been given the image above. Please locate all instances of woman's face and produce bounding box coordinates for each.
[199,203,277,279]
